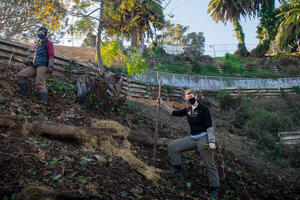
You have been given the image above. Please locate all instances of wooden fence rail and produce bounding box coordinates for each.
[278,131,300,146]
[121,77,184,101]
[0,39,99,74]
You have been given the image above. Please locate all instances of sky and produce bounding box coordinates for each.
[60,0,279,57]
[163,0,260,56]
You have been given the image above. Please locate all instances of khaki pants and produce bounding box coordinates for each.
[17,66,47,93]
[168,135,220,187]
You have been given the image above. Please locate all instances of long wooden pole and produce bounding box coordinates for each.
[153,80,162,161]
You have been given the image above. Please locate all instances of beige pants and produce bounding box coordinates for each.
[168,135,220,187]
[17,66,47,93]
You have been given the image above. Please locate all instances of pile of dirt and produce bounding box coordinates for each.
[0,64,299,199]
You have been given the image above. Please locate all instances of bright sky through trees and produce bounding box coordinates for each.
[163,0,281,56]
[59,0,283,57]
[163,0,258,56]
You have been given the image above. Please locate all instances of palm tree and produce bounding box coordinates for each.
[208,0,254,56]
[134,0,165,53]
[276,0,300,50]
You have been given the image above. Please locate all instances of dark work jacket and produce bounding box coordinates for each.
[172,103,212,136]
[33,40,49,67]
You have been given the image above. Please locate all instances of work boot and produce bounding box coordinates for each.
[39,92,48,102]
[209,187,219,200]
[18,82,28,97]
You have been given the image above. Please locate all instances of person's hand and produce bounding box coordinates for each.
[47,66,54,74]
[24,60,33,67]
[156,97,162,104]
[209,143,216,150]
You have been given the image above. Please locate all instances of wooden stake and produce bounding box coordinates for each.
[153,80,162,161]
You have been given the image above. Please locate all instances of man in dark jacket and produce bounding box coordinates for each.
[160,89,220,199]
[17,27,54,102]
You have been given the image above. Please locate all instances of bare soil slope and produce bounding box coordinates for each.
[0,63,299,200]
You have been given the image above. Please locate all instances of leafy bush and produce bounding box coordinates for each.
[99,39,123,67]
[223,61,240,74]
[124,48,148,77]
[234,100,298,166]
[104,65,127,75]
[292,86,300,94]
[96,40,148,76]
[277,55,299,66]
[216,89,241,110]
[152,46,167,58]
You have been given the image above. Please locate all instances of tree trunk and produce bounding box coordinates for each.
[131,28,138,47]
[232,19,249,57]
[139,30,145,55]
[0,115,173,147]
[96,0,105,73]
[232,19,245,46]
[31,120,116,142]
[251,0,275,57]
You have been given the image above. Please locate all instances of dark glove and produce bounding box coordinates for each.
[24,60,34,67]
[47,66,54,74]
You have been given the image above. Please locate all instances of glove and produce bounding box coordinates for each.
[156,97,161,104]
[209,143,216,150]
[47,66,54,74]
[24,60,33,67]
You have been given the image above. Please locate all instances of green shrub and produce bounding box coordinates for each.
[234,101,297,166]
[257,130,277,150]
[206,64,219,73]
[152,46,166,58]
[283,65,300,76]
[191,62,203,73]
[240,106,292,136]
[153,63,189,74]
[223,61,235,74]
[105,65,127,75]
[277,55,299,66]
[216,89,241,110]
[292,86,300,94]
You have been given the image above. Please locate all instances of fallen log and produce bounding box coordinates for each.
[30,120,116,142]
[0,116,173,146]
[31,120,173,146]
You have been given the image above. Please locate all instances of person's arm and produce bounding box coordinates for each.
[203,106,216,149]
[160,99,187,116]
[47,41,54,73]
[160,99,173,115]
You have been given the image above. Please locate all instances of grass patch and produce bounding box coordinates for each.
[215,53,245,68]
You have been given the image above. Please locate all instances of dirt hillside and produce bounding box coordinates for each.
[0,62,299,200]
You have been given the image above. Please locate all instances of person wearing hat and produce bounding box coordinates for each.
[159,89,220,199]
[17,27,54,102]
